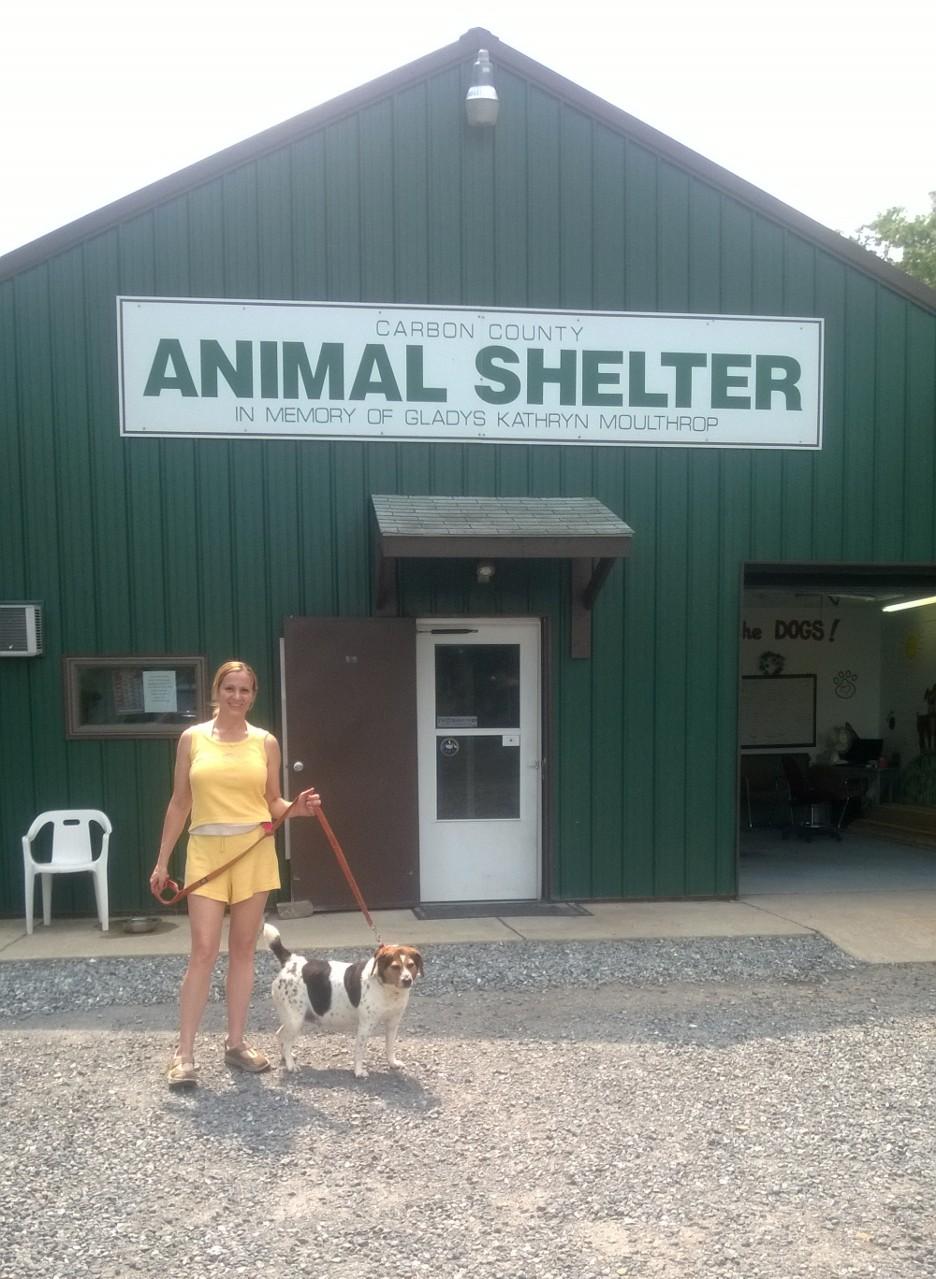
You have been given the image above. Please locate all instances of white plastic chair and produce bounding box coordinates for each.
[22,810,112,934]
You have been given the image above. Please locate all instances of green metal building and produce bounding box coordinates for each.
[2,28,936,919]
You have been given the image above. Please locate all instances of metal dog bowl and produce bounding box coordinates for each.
[123,915,159,934]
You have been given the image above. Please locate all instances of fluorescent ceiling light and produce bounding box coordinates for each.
[881,595,936,613]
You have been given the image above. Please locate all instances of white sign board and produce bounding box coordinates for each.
[741,675,817,749]
[118,297,823,450]
[142,670,178,713]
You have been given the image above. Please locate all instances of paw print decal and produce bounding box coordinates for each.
[833,670,857,700]
[758,650,785,677]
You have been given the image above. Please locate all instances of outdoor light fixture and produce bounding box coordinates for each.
[476,561,496,584]
[882,595,936,613]
[465,48,499,127]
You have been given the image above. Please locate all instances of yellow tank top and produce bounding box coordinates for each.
[188,724,271,828]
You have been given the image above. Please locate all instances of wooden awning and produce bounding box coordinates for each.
[371,495,634,657]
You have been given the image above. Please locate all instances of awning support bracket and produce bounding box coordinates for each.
[375,547,624,656]
[570,558,617,659]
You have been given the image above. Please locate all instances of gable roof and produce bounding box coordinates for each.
[2,26,934,313]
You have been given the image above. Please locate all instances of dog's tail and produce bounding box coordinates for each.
[263,920,292,967]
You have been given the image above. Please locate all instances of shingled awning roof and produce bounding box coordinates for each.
[371,495,634,657]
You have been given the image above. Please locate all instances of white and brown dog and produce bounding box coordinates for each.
[262,922,424,1078]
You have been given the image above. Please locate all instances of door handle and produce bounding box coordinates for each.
[292,761,305,772]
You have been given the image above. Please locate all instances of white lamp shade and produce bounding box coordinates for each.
[466,85,500,127]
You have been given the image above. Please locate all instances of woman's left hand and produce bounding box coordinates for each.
[296,786,322,816]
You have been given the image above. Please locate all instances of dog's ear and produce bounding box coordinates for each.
[409,947,424,977]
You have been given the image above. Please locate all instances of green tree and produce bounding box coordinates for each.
[855,192,936,290]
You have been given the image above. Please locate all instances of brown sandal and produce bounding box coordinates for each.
[224,1042,270,1073]
[167,1051,197,1089]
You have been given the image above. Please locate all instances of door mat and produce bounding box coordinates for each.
[413,901,592,920]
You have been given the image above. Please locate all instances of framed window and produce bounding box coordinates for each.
[64,655,207,739]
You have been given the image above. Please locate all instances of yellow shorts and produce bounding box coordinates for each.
[184,830,280,905]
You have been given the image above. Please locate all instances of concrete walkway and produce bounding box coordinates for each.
[0,897,811,963]
[3,888,936,965]
[5,829,935,966]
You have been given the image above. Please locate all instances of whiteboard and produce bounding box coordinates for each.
[741,675,816,748]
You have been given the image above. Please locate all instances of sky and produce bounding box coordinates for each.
[2,0,933,261]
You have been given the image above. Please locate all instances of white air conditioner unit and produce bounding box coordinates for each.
[0,603,43,656]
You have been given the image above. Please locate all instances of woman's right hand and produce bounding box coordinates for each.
[149,863,170,894]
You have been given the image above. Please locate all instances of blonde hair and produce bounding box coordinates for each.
[210,660,258,711]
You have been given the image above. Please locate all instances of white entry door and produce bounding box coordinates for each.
[417,618,541,902]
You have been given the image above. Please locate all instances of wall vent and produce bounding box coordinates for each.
[0,603,43,656]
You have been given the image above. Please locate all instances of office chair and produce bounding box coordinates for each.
[779,756,843,842]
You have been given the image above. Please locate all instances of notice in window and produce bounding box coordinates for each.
[143,669,178,713]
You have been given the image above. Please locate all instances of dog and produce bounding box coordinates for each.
[262,922,424,1078]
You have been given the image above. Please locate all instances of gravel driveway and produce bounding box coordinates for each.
[2,936,936,1279]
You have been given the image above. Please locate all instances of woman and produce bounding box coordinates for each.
[150,660,320,1088]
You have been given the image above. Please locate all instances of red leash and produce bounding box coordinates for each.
[151,802,382,946]
[151,797,299,907]
[313,807,382,946]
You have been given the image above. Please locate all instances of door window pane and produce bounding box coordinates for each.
[435,645,520,729]
[436,736,520,819]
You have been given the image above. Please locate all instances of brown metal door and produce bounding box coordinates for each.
[283,617,418,909]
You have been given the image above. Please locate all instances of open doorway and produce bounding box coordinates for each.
[738,563,936,895]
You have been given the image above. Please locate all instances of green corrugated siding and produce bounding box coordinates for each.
[2,61,936,914]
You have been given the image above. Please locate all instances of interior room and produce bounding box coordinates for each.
[738,565,936,894]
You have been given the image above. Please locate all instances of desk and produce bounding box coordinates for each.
[810,764,897,808]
